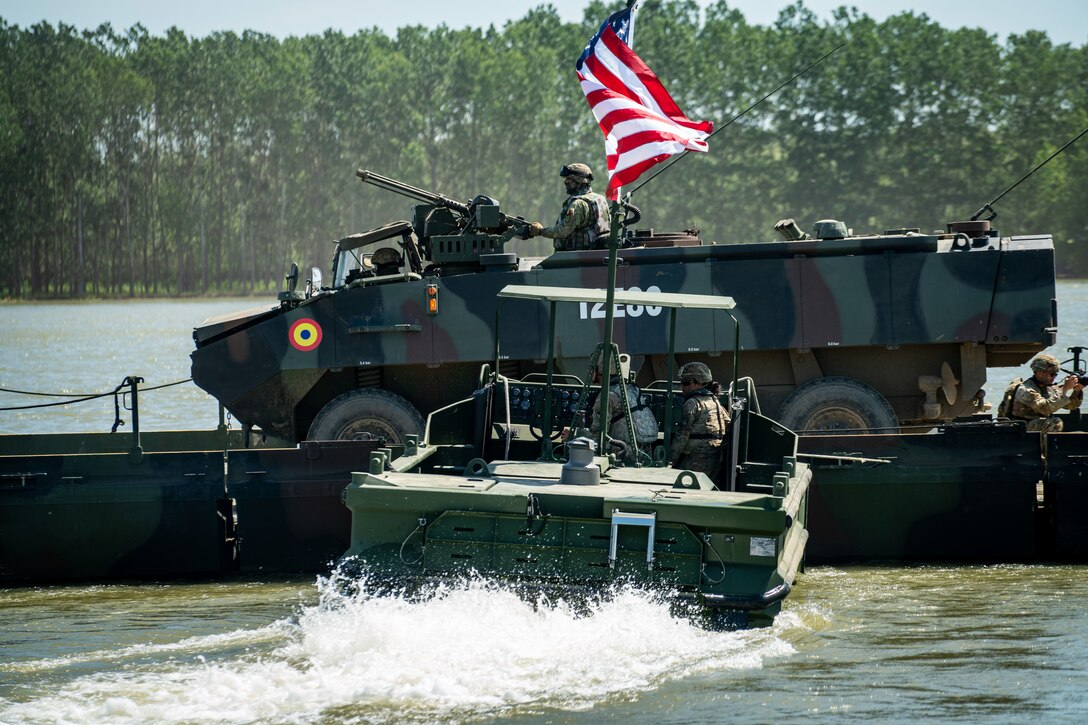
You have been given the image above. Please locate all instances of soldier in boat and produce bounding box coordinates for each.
[1010,353,1084,433]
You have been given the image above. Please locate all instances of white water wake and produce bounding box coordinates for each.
[0,577,802,724]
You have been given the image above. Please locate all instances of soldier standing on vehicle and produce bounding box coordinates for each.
[528,163,610,251]
[1010,353,1083,433]
[671,362,730,478]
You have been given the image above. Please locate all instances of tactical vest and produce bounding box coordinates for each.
[563,191,611,250]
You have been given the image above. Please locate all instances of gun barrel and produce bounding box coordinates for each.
[355,169,468,214]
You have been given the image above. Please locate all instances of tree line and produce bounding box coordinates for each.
[1,0,1085,299]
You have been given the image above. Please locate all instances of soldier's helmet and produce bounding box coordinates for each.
[560,163,593,181]
[371,247,402,267]
[679,362,712,385]
[1030,354,1061,373]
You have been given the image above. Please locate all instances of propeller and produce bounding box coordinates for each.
[940,362,959,405]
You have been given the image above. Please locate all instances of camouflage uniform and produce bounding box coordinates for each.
[590,377,656,463]
[532,164,611,250]
[1012,376,1082,433]
[671,363,730,477]
[541,183,610,251]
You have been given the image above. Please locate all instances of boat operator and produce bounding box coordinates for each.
[1010,353,1084,433]
[671,362,730,478]
[527,163,610,250]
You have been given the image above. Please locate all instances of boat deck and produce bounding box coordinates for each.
[364,460,778,505]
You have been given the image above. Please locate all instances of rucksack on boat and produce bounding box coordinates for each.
[997,377,1024,419]
[629,389,660,445]
[609,383,660,444]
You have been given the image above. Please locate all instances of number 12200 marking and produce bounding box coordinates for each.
[578,286,663,319]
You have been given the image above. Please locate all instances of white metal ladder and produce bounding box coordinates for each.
[609,509,657,571]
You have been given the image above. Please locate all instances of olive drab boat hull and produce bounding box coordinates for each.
[800,413,1088,563]
[336,283,813,628]
[7,417,1088,583]
[341,458,810,628]
[800,423,1042,562]
[0,430,384,582]
[191,171,1057,444]
[1042,431,1088,559]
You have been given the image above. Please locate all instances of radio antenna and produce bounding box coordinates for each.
[627,41,846,197]
[970,125,1088,221]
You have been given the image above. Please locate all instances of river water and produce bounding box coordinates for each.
[2,284,1088,724]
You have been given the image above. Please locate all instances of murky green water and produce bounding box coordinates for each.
[2,566,1087,724]
[3,285,1088,723]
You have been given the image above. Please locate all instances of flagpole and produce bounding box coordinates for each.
[626,0,637,48]
[596,0,635,457]
[612,0,638,202]
[597,0,639,461]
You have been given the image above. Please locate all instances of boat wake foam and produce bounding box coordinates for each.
[0,574,802,724]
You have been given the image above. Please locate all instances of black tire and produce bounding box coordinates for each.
[307,388,425,444]
[777,376,899,434]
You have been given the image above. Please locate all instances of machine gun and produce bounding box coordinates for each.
[356,169,532,272]
[1062,346,1088,386]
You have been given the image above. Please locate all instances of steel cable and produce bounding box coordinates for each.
[0,377,193,411]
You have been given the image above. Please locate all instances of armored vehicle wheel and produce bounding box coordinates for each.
[307,389,425,444]
[777,377,899,434]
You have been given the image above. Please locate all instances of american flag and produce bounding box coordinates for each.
[577,5,713,200]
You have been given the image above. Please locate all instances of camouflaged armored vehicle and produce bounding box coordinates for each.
[190,169,1057,443]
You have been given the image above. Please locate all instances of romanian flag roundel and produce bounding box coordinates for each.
[288,318,323,351]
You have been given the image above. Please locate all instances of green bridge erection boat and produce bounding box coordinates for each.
[340,286,811,628]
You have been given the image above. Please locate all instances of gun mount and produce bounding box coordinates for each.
[354,169,531,275]
[1062,346,1088,386]
[191,167,1058,445]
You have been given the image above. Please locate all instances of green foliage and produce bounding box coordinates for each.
[0,2,1085,298]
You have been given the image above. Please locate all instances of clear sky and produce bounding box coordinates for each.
[1,0,1085,46]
